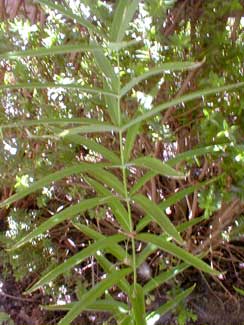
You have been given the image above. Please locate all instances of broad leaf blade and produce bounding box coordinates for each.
[58,268,131,325]
[136,233,220,275]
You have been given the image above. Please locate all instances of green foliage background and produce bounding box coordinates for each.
[0,0,244,324]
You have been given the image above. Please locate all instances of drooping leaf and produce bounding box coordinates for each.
[0,82,118,98]
[146,285,195,322]
[86,177,131,231]
[10,197,111,250]
[0,163,110,208]
[134,194,184,244]
[58,268,131,325]
[132,156,185,178]
[0,43,99,59]
[72,222,130,263]
[121,82,244,131]
[143,263,188,294]
[120,61,204,97]
[136,233,220,275]
[26,234,126,293]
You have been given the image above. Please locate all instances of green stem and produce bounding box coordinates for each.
[116,52,137,287]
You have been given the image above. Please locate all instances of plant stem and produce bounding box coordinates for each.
[116,52,137,287]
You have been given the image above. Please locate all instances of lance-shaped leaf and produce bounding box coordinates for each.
[87,168,125,196]
[86,177,131,231]
[72,223,130,263]
[136,177,220,232]
[58,268,131,325]
[130,170,157,196]
[134,194,183,244]
[10,197,111,250]
[42,299,129,313]
[132,156,185,178]
[0,163,110,208]
[146,285,195,322]
[110,0,140,42]
[130,284,146,325]
[121,82,244,131]
[58,132,120,164]
[58,124,120,137]
[0,43,99,59]
[120,61,204,97]
[0,117,104,129]
[36,0,104,38]
[143,263,188,294]
[96,253,130,294]
[0,82,118,98]
[26,234,126,294]
[93,45,119,124]
[136,233,220,275]
[124,123,140,162]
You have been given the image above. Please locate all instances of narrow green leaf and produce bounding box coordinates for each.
[36,0,104,38]
[26,234,125,293]
[234,286,244,296]
[96,253,131,294]
[0,117,104,129]
[132,156,185,178]
[134,194,184,244]
[143,263,188,294]
[72,222,130,263]
[121,82,244,131]
[0,163,110,208]
[124,123,140,162]
[58,268,131,325]
[0,82,118,98]
[10,197,111,250]
[86,177,131,231]
[58,124,120,137]
[93,45,119,91]
[130,284,146,325]
[120,61,204,97]
[136,177,220,232]
[59,133,120,164]
[88,168,125,196]
[93,45,119,124]
[42,299,129,313]
[0,43,99,59]
[146,285,195,322]
[110,0,139,42]
[136,233,220,275]
[167,145,222,166]
[130,171,157,196]
[136,243,157,268]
